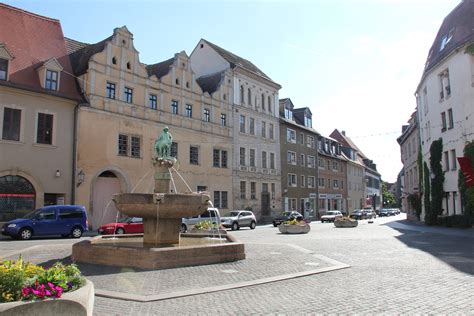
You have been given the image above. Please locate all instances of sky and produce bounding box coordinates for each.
[6,0,462,182]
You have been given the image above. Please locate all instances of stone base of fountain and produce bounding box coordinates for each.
[72,233,245,270]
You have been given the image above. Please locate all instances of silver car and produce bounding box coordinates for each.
[181,208,220,233]
[221,210,257,230]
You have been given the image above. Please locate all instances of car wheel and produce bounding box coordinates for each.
[273,223,277,227]
[180,224,187,233]
[19,228,33,240]
[71,226,83,238]
[115,228,125,234]
[231,222,239,231]
[250,221,256,229]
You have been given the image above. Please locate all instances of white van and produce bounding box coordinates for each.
[180,208,220,233]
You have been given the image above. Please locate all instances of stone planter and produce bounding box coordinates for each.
[0,279,94,316]
[334,220,358,228]
[278,224,310,234]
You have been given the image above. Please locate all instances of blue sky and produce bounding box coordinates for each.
[7,0,461,182]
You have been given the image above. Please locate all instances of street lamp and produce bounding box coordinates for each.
[77,170,85,186]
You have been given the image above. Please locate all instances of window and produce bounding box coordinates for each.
[450,149,457,170]
[203,108,210,122]
[441,112,447,131]
[171,100,178,114]
[261,94,265,109]
[308,176,315,188]
[251,182,256,199]
[186,104,193,118]
[118,134,128,156]
[240,86,245,104]
[270,152,275,169]
[269,123,274,139]
[45,70,58,91]
[307,135,314,148]
[318,158,324,168]
[250,149,256,167]
[149,94,157,110]
[221,113,227,127]
[213,149,227,168]
[333,180,339,189]
[444,151,450,171]
[287,151,296,165]
[304,115,312,128]
[240,115,246,133]
[171,142,178,158]
[0,59,8,80]
[190,146,199,165]
[106,82,116,99]
[287,128,296,143]
[271,183,275,199]
[131,136,140,158]
[448,108,454,129]
[423,87,428,115]
[307,156,315,168]
[59,208,83,219]
[2,107,21,141]
[249,118,255,135]
[247,88,252,105]
[262,151,267,168]
[332,161,338,170]
[261,121,266,138]
[124,87,133,103]
[214,191,228,209]
[301,175,305,188]
[268,96,272,113]
[37,113,53,144]
[300,154,305,166]
[439,28,455,51]
[221,150,227,168]
[299,132,304,144]
[318,178,325,188]
[240,147,246,166]
[240,181,246,199]
[288,174,297,187]
[284,108,293,120]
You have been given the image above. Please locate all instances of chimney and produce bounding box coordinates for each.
[342,130,346,136]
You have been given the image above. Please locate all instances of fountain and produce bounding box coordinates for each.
[72,127,245,269]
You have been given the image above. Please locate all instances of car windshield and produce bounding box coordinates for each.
[117,217,132,223]
[229,211,240,216]
[327,211,338,215]
[22,209,43,219]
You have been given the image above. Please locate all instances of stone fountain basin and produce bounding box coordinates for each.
[113,193,210,219]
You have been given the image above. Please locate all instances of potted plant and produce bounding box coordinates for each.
[278,218,311,234]
[334,216,358,228]
[0,257,94,315]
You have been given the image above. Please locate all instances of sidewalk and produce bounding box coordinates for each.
[385,219,474,238]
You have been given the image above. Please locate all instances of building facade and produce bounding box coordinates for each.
[397,111,420,220]
[0,4,81,221]
[279,98,319,218]
[317,135,347,215]
[191,39,282,221]
[415,0,474,219]
[68,28,233,228]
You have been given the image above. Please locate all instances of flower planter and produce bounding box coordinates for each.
[334,220,358,228]
[278,224,310,234]
[0,279,94,316]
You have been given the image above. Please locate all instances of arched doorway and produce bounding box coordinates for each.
[0,175,36,221]
[91,171,121,229]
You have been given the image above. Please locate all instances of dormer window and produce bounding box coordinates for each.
[45,70,58,91]
[440,28,455,51]
[304,114,312,128]
[284,107,293,120]
[0,59,8,80]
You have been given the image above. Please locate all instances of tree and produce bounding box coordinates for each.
[382,182,396,207]
[427,138,444,225]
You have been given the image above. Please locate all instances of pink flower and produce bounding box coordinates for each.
[48,282,55,290]
[21,287,30,296]
[55,287,63,298]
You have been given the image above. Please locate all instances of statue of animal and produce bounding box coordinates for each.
[155,127,173,159]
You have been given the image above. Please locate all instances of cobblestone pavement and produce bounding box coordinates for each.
[1,214,473,315]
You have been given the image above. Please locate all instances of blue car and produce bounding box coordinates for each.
[1,205,88,240]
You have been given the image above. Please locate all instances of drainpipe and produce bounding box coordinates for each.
[71,102,80,204]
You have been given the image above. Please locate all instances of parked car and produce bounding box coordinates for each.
[321,210,343,223]
[1,205,88,240]
[362,210,375,219]
[379,209,389,217]
[387,209,397,216]
[350,210,364,220]
[181,207,220,233]
[272,211,303,227]
[221,210,257,230]
[98,217,143,235]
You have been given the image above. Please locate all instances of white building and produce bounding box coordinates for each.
[416,0,474,219]
[191,39,282,221]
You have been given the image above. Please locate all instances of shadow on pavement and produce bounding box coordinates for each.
[387,222,474,275]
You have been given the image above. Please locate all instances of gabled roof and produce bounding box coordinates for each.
[65,37,89,54]
[419,0,474,85]
[146,57,175,79]
[330,129,367,159]
[68,35,112,76]
[0,3,81,100]
[201,39,272,81]
[196,71,224,94]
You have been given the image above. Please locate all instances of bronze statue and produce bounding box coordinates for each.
[155,127,173,159]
